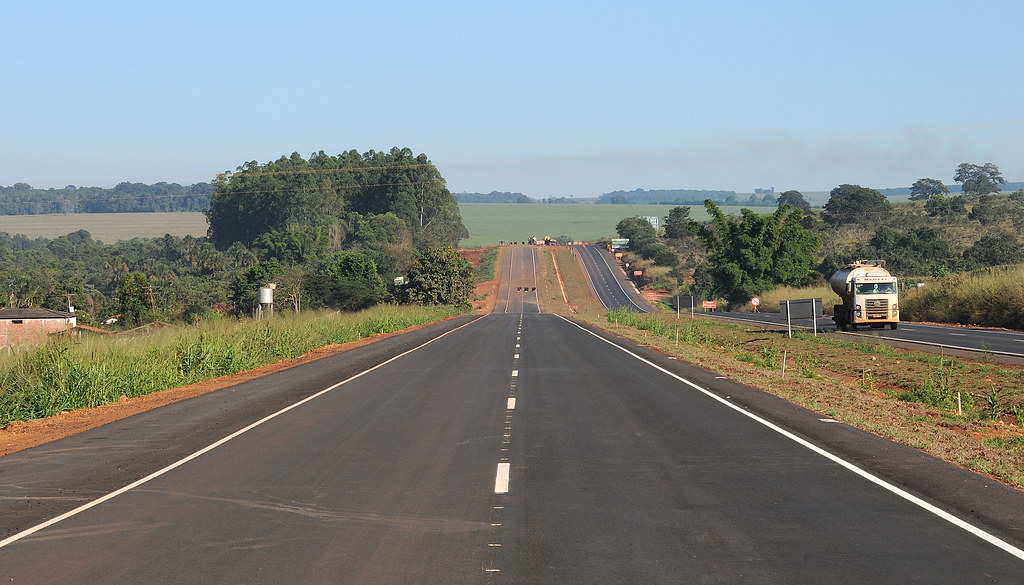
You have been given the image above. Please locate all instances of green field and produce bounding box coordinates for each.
[0,212,209,243]
[0,204,757,246]
[457,203,746,247]
[2,206,667,245]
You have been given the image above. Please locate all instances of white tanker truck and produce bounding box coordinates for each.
[829,260,899,331]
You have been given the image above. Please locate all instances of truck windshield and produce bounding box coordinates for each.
[856,282,896,294]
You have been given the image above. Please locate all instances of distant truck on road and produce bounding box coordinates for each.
[829,260,899,331]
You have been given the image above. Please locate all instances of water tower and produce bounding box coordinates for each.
[257,283,275,318]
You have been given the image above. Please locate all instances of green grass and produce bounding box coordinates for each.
[473,247,498,283]
[0,304,461,425]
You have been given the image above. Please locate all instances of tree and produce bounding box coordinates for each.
[821,184,891,227]
[909,178,949,201]
[645,242,680,267]
[954,162,1005,197]
[776,190,811,212]
[688,201,820,305]
[663,206,692,240]
[615,216,657,251]
[925,194,967,221]
[117,272,154,327]
[968,196,1000,225]
[229,260,284,317]
[206,148,466,249]
[306,251,384,311]
[862,226,951,274]
[401,246,473,306]
[962,230,1024,268]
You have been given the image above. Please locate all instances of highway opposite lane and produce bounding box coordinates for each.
[575,245,652,312]
[705,310,1024,362]
[1,308,1023,583]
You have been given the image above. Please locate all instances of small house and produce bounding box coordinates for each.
[0,308,77,348]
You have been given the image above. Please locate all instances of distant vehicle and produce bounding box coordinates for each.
[829,260,899,331]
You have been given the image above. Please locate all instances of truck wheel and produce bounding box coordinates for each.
[890,322,898,330]
[850,323,857,331]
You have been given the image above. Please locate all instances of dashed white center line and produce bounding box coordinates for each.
[494,462,511,494]
[507,398,516,410]
[511,370,518,377]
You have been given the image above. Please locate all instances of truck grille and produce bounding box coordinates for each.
[866,299,889,318]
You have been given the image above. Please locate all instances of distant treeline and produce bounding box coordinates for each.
[0,182,212,215]
[877,182,1024,197]
[598,188,755,206]
[454,191,533,203]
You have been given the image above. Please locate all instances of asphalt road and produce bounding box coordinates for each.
[575,245,652,312]
[707,310,1024,362]
[1,249,1023,583]
[499,245,541,314]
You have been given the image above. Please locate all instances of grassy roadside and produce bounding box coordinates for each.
[535,246,607,317]
[0,304,463,425]
[578,310,1024,489]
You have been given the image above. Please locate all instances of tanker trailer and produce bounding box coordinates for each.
[829,260,899,331]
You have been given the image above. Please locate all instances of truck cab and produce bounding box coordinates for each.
[830,260,899,331]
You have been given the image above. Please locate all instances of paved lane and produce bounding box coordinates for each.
[1,312,1022,583]
[0,316,515,584]
[490,314,1024,583]
[705,311,1024,363]
[576,245,651,312]
[499,245,541,314]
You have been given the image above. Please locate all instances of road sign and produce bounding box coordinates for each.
[751,297,760,306]
[702,300,716,309]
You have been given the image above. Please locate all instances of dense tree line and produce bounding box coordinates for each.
[454,191,533,203]
[0,182,212,214]
[207,148,467,250]
[0,148,475,326]
[618,162,1024,307]
[598,188,738,205]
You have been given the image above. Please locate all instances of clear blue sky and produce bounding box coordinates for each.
[3,0,1021,197]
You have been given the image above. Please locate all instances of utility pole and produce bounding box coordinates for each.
[146,286,156,320]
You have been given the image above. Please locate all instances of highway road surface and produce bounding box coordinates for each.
[575,244,653,312]
[1,247,1022,583]
[707,310,1024,362]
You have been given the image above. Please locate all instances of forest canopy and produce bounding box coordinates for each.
[206,148,467,250]
[0,182,211,214]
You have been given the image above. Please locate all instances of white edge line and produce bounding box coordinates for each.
[554,315,1024,562]
[591,247,649,313]
[0,316,484,549]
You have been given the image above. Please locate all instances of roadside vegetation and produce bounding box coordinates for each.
[0,147,472,326]
[0,304,461,425]
[592,309,1024,489]
[609,162,1024,331]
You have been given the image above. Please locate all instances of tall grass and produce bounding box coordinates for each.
[756,284,836,313]
[602,307,1024,423]
[473,246,498,283]
[0,304,461,425]
[901,264,1024,329]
